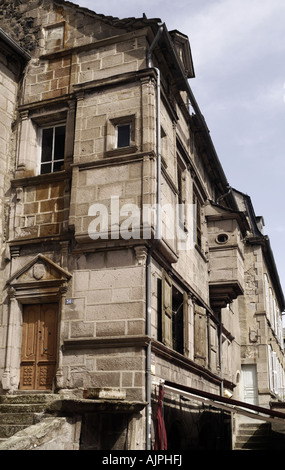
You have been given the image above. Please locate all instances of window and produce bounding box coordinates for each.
[161,270,173,349]
[264,274,270,320]
[172,287,185,354]
[177,163,184,227]
[209,321,218,372]
[193,193,202,248]
[160,270,188,355]
[272,351,278,394]
[40,125,66,174]
[117,123,131,148]
[106,114,137,157]
[177,154,187,231]
[194,304,207,367]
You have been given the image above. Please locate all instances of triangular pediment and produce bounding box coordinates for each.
[7,254,72,287]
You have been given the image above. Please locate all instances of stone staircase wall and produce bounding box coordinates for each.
[234,422,285,450]
[234,423,271,450]
[0,394,81,450]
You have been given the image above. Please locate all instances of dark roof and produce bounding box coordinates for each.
[0,27,30,61]
[53,0,162,31]
[233,188,285,311]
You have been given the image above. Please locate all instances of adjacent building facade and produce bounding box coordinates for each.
[0,0,284,450]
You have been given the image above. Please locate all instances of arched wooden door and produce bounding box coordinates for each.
[20,303,58,390]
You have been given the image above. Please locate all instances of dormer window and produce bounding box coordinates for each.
[169,30,195,79]
[40,124,66,174]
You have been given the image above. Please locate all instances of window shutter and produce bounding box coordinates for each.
[272,352,278,394]
[183,292,189,357]
[209,321,218,372]
[161,270,173,348]
[268,345,273,391]
[193,194,202,248]
[194,304,207,366]
[264,274,270,320]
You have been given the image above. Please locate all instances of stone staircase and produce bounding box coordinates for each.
[0,393,58,443]
[234,422,271,450]
[233,421,285,450]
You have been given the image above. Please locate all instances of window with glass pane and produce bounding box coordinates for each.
[193,193,202,248]
[117,124,131,148]
[177,163,184,227]
[40,125,66,174]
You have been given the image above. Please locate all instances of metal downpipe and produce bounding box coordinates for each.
[145,23,164,451]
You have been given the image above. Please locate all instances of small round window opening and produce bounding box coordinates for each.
[216,233,229,244]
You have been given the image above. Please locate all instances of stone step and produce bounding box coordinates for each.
[0,412,35,425]
[0,424,30,439]
[0,403,48,414]
[238,423,269,430]
[0,394,60,440]
[234,423,270,450]
[236,425,270,437]
[0,393,57,405]
[236,442,268,450]
[235,433,268,442]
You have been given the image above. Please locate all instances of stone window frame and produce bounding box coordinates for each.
[39,122,66,175]
[34,115,67,177]
[44,22,66,54]
[160,269,189,356]
[176,153,187,230]
[17,100,76,179]
[105,114,138,158]
[193,190,202,250]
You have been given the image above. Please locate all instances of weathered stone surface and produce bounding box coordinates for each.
[85,387,126,400]
[0,0,284,452]
[0,416,81,450]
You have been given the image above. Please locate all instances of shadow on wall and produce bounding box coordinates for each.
[79,412,131,450]
[164,402,232,450]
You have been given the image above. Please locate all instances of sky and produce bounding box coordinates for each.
[75,0,285,301]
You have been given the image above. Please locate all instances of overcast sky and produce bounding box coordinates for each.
[76,0,285,300]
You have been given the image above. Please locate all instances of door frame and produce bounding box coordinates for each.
[20,303,59,391]
[241,364,258,406]
[3,254,72,392]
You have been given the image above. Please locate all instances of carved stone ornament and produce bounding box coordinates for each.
[33,263,46,280]
[6,254,72,302]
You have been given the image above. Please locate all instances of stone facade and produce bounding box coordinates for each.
[0,0,284,450]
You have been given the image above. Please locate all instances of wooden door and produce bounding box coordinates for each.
[20,304,58,390]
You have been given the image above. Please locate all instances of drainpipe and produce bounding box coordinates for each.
[216,185,232,205]
[145,23,164,451]
[219,309,223,397]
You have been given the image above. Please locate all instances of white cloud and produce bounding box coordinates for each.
[183,0,285,71]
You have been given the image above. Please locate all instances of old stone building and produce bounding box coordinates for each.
[0,0,284,450]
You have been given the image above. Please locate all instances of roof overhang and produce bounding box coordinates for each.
[0,27,31,61]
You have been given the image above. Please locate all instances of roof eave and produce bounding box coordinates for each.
[0,27,31,61]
